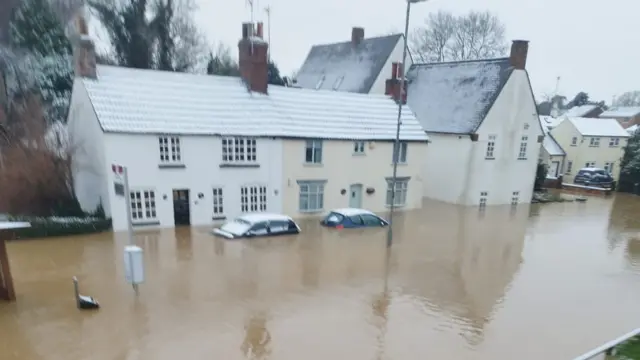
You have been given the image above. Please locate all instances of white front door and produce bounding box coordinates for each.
[550,161,560,177]
[349,184,363,208]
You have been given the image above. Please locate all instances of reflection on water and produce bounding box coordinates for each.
[2,197,640,359]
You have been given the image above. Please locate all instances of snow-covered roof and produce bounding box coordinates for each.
[538,116,565,156]
[295,34,402,93]
[568,117,629,137]
[561,104,600,117]
[539,115,563,130]
[600,106,640,118]
[627,124,639,135]
[81,65,427,141]
[406,58,513,134]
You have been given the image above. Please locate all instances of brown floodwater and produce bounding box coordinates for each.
[2,196,640,360]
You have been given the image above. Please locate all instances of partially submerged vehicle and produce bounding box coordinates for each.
[320,208,389,229]
[212,213,301,239]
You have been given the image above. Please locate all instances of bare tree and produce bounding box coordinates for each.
[48,0,84,24]
[410,10,507,63]
[614,91,640,107]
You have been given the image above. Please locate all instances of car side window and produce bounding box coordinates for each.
[361,214,382,226]
[250,222,269,235]
[324,213,344,225]
[269,220,289,233]
[349,215,363,226]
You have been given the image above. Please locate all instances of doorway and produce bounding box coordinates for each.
[172,189,191,226]
[349,184,363,208]
[550,161,560,177]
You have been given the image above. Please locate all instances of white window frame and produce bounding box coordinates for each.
[486,135,496,159]
[566,161,573,174]
[609,138,620,147]
[571,137,578,146]
[386,178,409,207]
[129,189,157,223]
[479,191,488,207]
[511,191,520,206]
[240,185,267,212]
[517,136,528,160]
[298,180,326,212]
[212,187,224,217]
[585,161,596,168]
[353,141,365,154]
[392,141,408,164]
[159,136,182,164]
[604,162,614,174]
[221,137,257,163]
[305,139,323,164]
[589,137,600,147]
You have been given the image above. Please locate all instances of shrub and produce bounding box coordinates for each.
[5,215,112,239]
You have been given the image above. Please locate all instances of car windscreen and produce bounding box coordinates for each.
[220,218,252,235]
[323,212,344,225]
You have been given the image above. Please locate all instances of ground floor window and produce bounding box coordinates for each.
[604,162,615,174]
[130,190,157,222]
[241,185,267,212]
[511,191,519,205]
[298,180,325,212]
[386,178,409,207]
[212,187,224,216]
[479,191,488,207]
[566,160,573,174]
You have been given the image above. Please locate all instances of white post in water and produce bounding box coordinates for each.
[112,164,143,294]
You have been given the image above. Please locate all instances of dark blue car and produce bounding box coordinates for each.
[320,208,389,229]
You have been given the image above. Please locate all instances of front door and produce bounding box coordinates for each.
[550,161,560,177]
[349,184,363,208]
[172,189,190,226]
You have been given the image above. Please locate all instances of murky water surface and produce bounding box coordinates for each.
[2,196,640,360]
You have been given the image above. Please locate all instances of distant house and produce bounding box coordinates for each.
[295,27,410,94]
[538,117,566,178]
[599,106,640,129]
[66,20,428,232]
[549,117,629,180]
[539,115,564,131]
[405,40,544,206]
[561,104,603,118]
[627,124,639,135]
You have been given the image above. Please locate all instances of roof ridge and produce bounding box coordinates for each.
[310,33,402,49]
[412,57,510,68]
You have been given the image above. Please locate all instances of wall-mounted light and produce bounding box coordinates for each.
[163,194,168,200]
[198,192,204,199]
[366,187,375,195]
[274,189,279,195]
[340,189,346,195]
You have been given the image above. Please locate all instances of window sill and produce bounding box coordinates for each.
[517,158,528,160]
[352,152,366,156]
[219,163,260,168]
[390,162,408,166]
[299,209,324,213]
[132,220,160,227]
[303,163,323,167]
[588,146,599,148]
[485,157,495,160]
[158,163,186,169]
[212,215,227,221]
[385,204,406,209]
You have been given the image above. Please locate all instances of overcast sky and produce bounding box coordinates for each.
[191,0,638,103]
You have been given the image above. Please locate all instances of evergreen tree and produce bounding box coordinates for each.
[267,60,284,86]
[9,0,73,123]
[619,130,640,193]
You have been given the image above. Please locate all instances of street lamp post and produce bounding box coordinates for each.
[387,0,428,248]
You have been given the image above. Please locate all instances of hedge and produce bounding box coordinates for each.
[5,216,112,239]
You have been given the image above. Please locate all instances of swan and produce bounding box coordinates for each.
[73,276,100,310]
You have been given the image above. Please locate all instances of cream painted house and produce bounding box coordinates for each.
[67,20,427,231]
[405,40,544,206]
[549,117,629,180]
[295,27,411,95]
[538,117,566,177]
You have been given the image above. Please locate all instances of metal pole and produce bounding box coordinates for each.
[386,0,412,248]
[265,6,271,62]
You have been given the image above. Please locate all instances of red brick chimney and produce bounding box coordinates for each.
[385,62,406,104]
[351,27,364,46]
[73,14,96,79]
[509,40,529,70]
[238,22,269,94]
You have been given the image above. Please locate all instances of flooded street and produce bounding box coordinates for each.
[2,196,640,360]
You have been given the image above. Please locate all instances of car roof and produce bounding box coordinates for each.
[330,208,377,217]
[579,167,605,172]
[237,213,294,224]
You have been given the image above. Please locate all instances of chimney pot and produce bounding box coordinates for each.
[351,27,364,46]
[242,22,253,39]
[256,22,264,38]
[510,40,529,70]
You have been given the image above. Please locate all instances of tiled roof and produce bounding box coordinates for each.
[406,58,513,134]
[81,65,427,141]
[567,117,629,137]
[600,106,640,118]
[561,105,599,117]
[295,34,402,94]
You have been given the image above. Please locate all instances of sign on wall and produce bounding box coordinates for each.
[112,164,125,196]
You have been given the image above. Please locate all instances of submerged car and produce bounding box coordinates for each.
[573,167,614,188]
[212,213,301,239]
[320,208,389,229]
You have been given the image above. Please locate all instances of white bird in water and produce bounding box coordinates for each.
[72,276,100,310]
